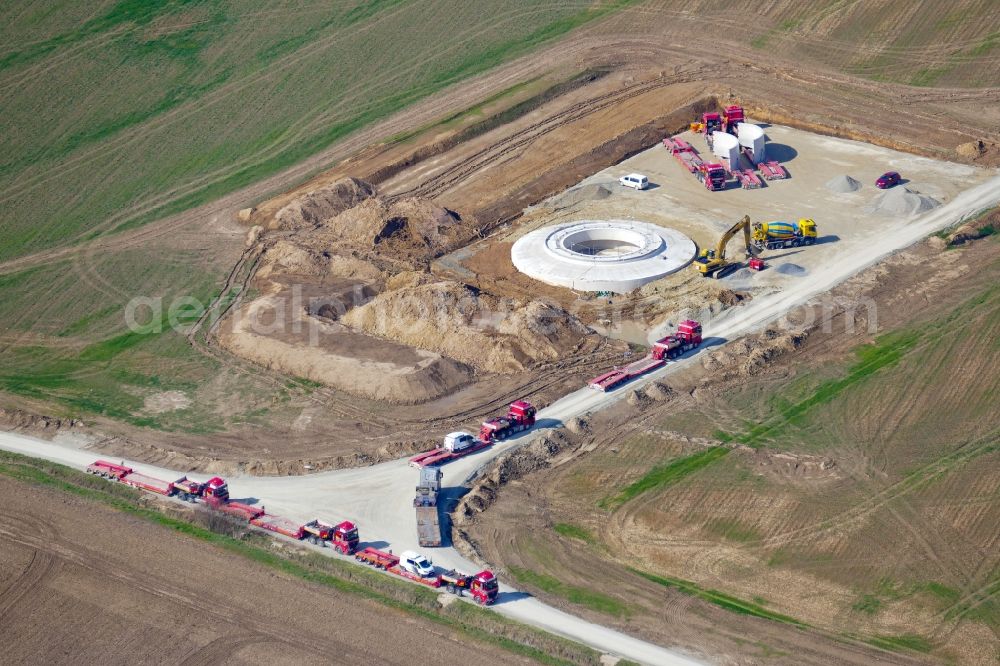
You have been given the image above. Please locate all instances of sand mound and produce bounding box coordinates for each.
[322,197,462,256]
[825,174,861,193]
[549,183,613,209]
[775,263,807,276]
[256,240,384,282]
[218,294,471,403]
[342,280,591,373]
[273,177,376,230]
[866,186,940,216]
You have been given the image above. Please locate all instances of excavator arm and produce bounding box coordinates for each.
[715,215,753,261]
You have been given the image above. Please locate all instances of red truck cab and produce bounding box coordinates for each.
[202,476,230,503]
[650,320,703,360]
[479,401,537,443]
[470,570,500,605]
[331,520,360,554]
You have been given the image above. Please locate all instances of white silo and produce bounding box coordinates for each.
[711,131,740,169]
[737,123,766,163]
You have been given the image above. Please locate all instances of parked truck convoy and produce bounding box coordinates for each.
[86,460,358,553]
[87,458,500,603]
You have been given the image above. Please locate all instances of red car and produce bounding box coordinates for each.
[876,171,901,189]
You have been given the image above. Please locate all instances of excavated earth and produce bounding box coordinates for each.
[23,16,997,470]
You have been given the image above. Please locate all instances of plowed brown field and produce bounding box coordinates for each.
[0,479,524,665]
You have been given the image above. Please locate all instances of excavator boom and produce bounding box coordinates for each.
[694,215,755,278]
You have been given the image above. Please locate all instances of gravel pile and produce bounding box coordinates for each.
[775,262,808,276]
[866,186,940,216]
[549,183,613,209]
[825,174,862,193]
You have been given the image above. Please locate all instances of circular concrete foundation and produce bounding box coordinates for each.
[511,220,696,293]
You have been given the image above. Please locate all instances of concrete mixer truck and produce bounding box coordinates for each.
[752,219,818,250]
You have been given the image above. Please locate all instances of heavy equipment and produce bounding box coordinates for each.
[414,466,443,547]
[87,460,228,503]
[758,161,787,180]
[696,163,728,191]
[752,219,817,250]
[440,569,500,605]
[588,320,703,391]
[650,320,703,359]
[328,520,360,554]
[722,105,744,134]
[478,400,536,443]
[693,215,757,279]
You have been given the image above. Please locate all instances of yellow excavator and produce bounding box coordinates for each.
[693,214,759,279]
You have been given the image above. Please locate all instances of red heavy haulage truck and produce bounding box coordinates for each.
[87,459,359,552]
[87,460,229,503]
[478,400,536,443]
[355,547,500,605]
[588,320,703,392]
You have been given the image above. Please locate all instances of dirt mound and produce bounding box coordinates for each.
[775,262,808,276]
[342,280,591,373]
[824,174,861,193]
[701,326,809,377]
[948,208,999,246]
[256,240,384,282]
[218,292,472,403]
[866,186,940,216]
[321,197,463,257]
[548,182,613,209]
[272,177,376,230]
[454,432,571,523]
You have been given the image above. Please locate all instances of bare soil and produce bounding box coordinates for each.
[0,478,525,665]
[460,234,1000,665]
[7,15,999,470]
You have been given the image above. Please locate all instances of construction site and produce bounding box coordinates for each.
[2,3,1000,665]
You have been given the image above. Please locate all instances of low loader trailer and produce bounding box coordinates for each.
[758,161,787,180]
[355,548,500,602]
[409,431,490,468]
[588,320,703,391]
[87,460,224,503]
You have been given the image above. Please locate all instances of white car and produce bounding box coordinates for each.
[619,173,648,190]
[400,550,435,577]
[443,431,475,452]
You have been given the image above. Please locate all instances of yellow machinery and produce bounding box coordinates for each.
[693,214,758,279]
[751,219,818,250]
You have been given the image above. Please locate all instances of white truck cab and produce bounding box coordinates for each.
[619,173,648,190]
[443,431,476,452]
[400,550,435,577]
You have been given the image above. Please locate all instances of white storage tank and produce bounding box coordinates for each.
[737,123,766,163]
[711,131,740,168]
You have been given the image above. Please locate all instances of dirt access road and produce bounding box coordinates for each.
[4,175,998,664]
[0,478,527,666]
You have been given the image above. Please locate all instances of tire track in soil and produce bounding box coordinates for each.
[0,506,368,660]
[0,513,63,623]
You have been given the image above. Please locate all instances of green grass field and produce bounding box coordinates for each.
[0,0,635,263]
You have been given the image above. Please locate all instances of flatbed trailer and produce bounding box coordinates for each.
[663,136,704,173]
[250,513,308,539]
[408,439,491,468]
[87,460,133,480]
[388,565,443,587]
[734,169,762,189]
[122,472,174,495]
[588,356,665,392]
[219,501,264,521]
[758,161,787,180]
[355,546,400,569]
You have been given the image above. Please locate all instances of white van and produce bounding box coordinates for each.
[619,173,649,190]
[400,550,435,577]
